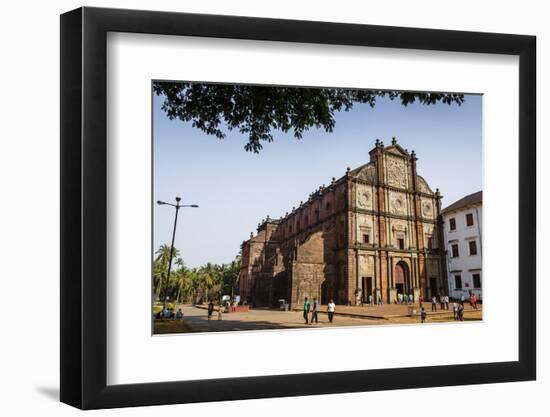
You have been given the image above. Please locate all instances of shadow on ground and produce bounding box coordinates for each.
[36,386,59,401]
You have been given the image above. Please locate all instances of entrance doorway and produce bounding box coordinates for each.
[321,280,329,305]
[394,262,410,296]
[361,277,373,302]
[429,277,438,299]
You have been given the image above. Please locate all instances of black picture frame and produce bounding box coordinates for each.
[60,6,536,410]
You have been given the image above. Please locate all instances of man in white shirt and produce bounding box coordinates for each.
[327,300,336,323]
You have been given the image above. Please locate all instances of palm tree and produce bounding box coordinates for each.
[153,244,180,301]
[173,258,190,303]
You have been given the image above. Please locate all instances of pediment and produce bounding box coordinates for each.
[384,144,409,158]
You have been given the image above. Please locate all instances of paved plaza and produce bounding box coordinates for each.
[153,303,482,334]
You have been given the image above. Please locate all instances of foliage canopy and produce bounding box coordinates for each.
[154,82,465,153]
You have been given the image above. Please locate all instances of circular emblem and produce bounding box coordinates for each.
[392,197,404,212]
[358,191,370,208]
[422,202,432,216]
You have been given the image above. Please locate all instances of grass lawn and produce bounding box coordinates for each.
[153,319,194,334]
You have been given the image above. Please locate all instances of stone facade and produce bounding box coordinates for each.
[239,138,448,309]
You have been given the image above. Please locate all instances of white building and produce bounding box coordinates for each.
[441,191,482,300]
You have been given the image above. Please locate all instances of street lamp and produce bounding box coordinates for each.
[157,196,199,317]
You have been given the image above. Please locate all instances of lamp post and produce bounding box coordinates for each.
[157,196,199,316]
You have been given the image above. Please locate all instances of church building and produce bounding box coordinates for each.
[239,138,448,309]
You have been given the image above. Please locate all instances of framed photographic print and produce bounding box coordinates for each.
[60,6,536,410]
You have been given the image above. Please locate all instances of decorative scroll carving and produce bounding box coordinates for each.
[416,176,432,194]
[357,163,377,183]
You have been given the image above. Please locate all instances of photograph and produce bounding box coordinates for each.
[151,81,483,334]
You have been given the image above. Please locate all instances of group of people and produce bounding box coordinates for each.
[207,300,223,321]
[431,295,450,312]
[396,293,414,304]
[430,293,480,314]
[452,302,465,321]
[156,307,184,320]
[420,301,464,323]
[303,297,337,324]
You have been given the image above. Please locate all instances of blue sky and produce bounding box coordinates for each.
[153,88,482,268]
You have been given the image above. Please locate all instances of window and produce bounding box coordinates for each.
[469,240,478,255]
[326,202,331,211]
[305,216,309,226]
[451,243,459,257]
[454,275,462,289]
[397,238,405,250]
[363,234,370,244]
[449,218,456,231]
[427,236,433,250]
[466,213,474,226]
[473,274,481,288]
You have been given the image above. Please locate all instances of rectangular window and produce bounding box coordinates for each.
[473,273,481,288]
[466,213,474,226]
[454,275,462,289]
[469,240,478,255]
[451,243,459,257]
[363,234,369,244]
[449,218,456,231]
[398,238,405,250]
[427,236,433,250]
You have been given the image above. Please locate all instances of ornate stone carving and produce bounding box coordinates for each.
[391,221,407,232]
[422,199,433,218]
[356,185,372,209]
[359,255,374,276]
[386,156,407,188]
[390,192,407,215]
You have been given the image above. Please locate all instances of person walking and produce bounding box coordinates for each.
[368,294,373,306]
[471,293,478,310]
[327,299,336,323]
[460,294,465,306]
[458,303,464,321]
[452,302,458,320]
[444,295,449,311]
[310,298,319,324]
[431,296,437,312]
[207,300,214,321]
[303,297,310,324]
[421,307,427,323]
